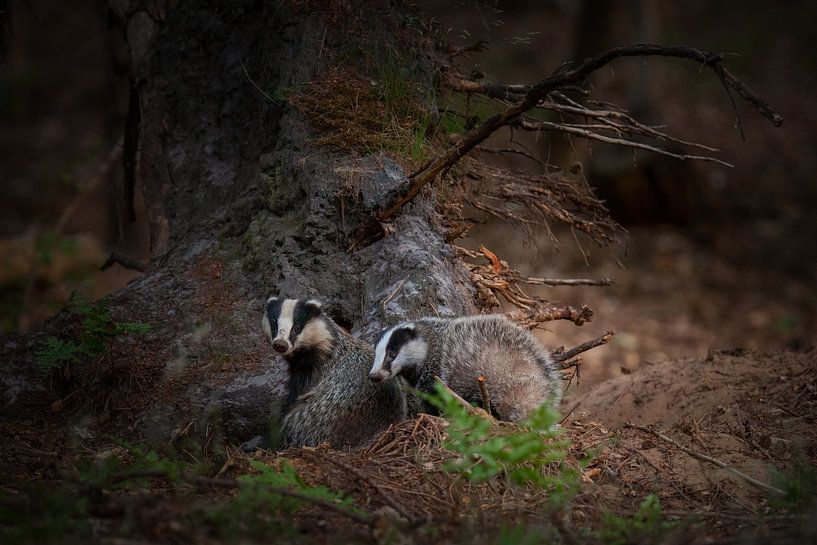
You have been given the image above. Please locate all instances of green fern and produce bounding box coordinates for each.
[33,293,151,378]
[34,336,82,375]
[423,381,578,502]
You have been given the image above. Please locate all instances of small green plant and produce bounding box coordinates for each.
[597,494,680,545]
[205,461,359,537]
[0,487,90,545]
[34,293,151,378]
[239,461,355,514]
[424,381,578,504]
[769,456,817,511]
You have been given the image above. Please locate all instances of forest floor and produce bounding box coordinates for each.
[1,345,814,544]
[2,221,815,543]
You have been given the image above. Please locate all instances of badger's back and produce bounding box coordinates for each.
[426,315,561,421]
[280,323,407,450]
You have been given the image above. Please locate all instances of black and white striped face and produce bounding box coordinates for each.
[262,298,332,357]
[369,324,427,382]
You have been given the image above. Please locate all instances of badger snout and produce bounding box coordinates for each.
[272,339,290,353]
[369,370,388,383]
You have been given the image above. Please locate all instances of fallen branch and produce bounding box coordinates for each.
[552,331,615,364]
[378,44,782,220]
[623,423,785,496]
[435,376,492,420]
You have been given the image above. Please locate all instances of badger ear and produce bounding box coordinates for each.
[304,299,323,319]
[266,296,279,304]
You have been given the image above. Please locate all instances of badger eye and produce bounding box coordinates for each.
[386,350,396,359]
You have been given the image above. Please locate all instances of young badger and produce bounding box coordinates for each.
[262,297,407,449]
[369,315,561,422]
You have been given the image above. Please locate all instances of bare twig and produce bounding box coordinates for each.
[444,73,529,100]
[381,274,411,312]
[519,276,613,287]
[552,331,615,364]
[516,118,734,167]
[541,95,720,152]
[319,454,413,521]
[434,376,492,420]
[623,423,785,496]
[239,57,281,104]
[378,44,782,220]
[477,375,491,413]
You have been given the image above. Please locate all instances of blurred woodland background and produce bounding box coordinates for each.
[2,0,815,387]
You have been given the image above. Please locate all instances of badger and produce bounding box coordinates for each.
[369,315,561,422]
[262,297,407,450]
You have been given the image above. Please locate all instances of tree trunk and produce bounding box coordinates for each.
[1,0,474,446]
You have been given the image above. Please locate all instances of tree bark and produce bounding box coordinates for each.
[0,0,474,445]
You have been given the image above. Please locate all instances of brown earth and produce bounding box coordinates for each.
[1,345,814,544]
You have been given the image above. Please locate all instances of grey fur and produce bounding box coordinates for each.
[276,310,407,450]
[373,315,561,422]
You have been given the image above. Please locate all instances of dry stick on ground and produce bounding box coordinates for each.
[552,331,615,365]
[623,423,786,497]
[434,376,493,420]
[316,453,414,522]
[92,469,375,525]
[377,44,782,221]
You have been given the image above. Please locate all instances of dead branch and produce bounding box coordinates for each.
[435,376,492,420]
[460,162,622,245]
[507,305,594,328]
[516,118,734,167]
[552,331,615,364]
[623,423,785,497]
[444,72,529,100]
[456,244,605,326]
[543,93,720,152]
[520,276,613,287]
[378,44,782,220]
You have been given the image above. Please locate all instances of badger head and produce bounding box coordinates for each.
[370,323,427,382]
[262,297,332,357]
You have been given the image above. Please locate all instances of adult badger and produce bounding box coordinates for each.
[369,315,561,422]
[262,297,406,449]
